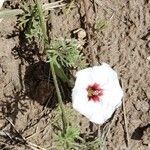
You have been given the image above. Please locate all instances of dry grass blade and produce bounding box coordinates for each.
[100,109,120,150]
[121,80,130,149]
[42,4,66,11]
[122,97,130,149]
[42,0,64,7]
[5,117,26,141]
[5,118,47,150]
[0,1,66,19]
[42,0,66,11]
[27,141,47,150]
[0,9,24,18]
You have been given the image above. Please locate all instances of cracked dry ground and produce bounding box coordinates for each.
[0,0,150,150]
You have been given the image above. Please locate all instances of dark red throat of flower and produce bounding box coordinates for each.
[87,83,103,102]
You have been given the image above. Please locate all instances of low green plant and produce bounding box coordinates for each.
[18,0,43,39]
[51,105,84,149]
[86,138,102,150]
[55,126,81,149]
[47,38,87,69]
[54,127,102,150]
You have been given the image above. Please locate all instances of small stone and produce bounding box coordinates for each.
[135,100,149,112]
[147,56,150,61]
[77,29,86,39]
[73,28,86,39]
[0,67,2,75]
[141,101,149,112]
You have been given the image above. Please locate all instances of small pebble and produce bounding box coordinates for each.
[135,100,149,112]
[147,56,150,61]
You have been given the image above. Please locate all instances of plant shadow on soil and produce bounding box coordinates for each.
[3,0,65,111]
[131,124,150,140]
[0,92,28,130]
[8,27,70,108]
[0,27,72,147]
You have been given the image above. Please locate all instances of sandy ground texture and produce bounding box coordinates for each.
[0,0,150,150]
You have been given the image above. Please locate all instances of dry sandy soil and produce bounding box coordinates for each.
[0,0,150,150]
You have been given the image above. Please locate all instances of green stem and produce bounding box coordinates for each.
[35,0,48,54]
[35,0,67,134]
[50,63,67,134]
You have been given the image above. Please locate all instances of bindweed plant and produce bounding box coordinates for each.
[0,0,114,149]
[32,0,68,135]
[17,0,87,146]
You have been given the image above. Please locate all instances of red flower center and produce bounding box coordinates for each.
[87,83,103,102]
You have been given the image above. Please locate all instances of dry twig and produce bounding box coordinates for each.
[4,118,47,150]
[42,0,66,11]
[121,80,130,149]
[122,97,130,149]
[100,109,120,150]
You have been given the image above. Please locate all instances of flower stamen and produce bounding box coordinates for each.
[87,83,103,102]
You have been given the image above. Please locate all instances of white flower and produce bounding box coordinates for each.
[0,0,4,9]
[72,63,123,124]
[0,0,5,23]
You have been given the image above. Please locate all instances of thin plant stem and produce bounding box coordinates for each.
[35,0,48,54]
[50,62,67,134]
[35,0,67,134]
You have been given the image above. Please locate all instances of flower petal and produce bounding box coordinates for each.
[75,67,93,89]
[0,0,4,8]
[0,0,5,23]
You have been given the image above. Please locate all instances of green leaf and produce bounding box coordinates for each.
[48,38,88,69]
[54,64,71,85]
